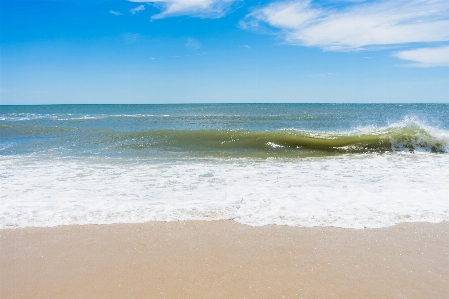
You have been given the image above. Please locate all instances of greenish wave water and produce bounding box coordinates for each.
[1,104,448,158]
[118,126,447,155]
[1,125,447,158]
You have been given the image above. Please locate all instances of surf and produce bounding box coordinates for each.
[116,123,448,156]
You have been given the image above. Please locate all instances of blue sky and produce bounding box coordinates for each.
[1,0,448,104]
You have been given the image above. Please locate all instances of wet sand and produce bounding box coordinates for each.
[1,221,448,299]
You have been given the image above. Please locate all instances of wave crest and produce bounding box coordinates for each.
[118,122,448,156]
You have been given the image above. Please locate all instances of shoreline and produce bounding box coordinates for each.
[2,220,448,298]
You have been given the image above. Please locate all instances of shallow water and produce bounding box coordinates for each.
[1,104,448,228]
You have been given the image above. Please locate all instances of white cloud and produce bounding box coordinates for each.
[186,38,201,50]
[394,46,449,67]
[129,0,239,19]
[109,10,123,16]
[130,5,145,14]
[242,0,449,51]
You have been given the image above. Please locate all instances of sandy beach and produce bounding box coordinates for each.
[1,220,448,298]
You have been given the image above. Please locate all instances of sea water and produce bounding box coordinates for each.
[1,104,448,228]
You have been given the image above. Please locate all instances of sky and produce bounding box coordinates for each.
[1,0,448,104]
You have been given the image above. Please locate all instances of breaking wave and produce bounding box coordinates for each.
[114,121,448,156]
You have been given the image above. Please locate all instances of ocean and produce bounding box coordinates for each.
[1,103,448,228]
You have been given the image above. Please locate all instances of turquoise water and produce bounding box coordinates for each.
[1,104,448,229]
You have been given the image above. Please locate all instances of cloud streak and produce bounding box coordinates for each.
[394,46,449,67]
[109,10,123,16]
[186,38,201,50]
[122,33,142,43]
[130,5,145,15]
[242,0,449,51]
[129,0,239,19]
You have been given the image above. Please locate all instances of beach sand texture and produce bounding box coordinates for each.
[1,221,448,299]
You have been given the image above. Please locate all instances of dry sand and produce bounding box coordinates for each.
[1,221,448,299]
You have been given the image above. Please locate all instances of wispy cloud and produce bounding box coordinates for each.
[109,10,123,16]
[241,0,449,51]
[394,46,449,67]
[186,38,201,50]
[129,0,239,19]
[240,44,251,49]
[122,33,141,43]
[130,4,145,15]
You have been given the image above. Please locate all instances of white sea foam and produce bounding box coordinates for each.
[385,118,449,153]
[1,153,448,229]
[0,113,60,121]
[0,113,165,121]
